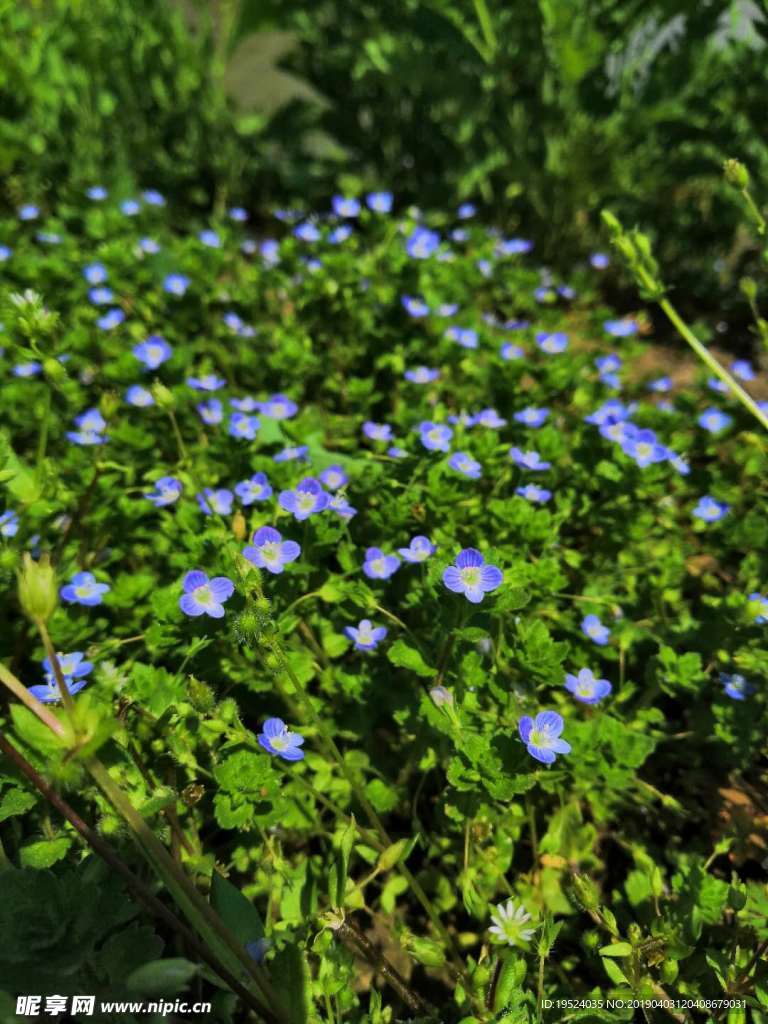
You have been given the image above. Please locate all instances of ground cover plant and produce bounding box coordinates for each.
[0,183,767,1024]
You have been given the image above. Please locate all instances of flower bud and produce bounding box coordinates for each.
[429,685,453,707]
[151,381,176,410]
[17,552,58,623]
[724,158,750,190]
[42,357,67,385]
[99,390,120,420]
[187,675,216,712]
[740,277,758,302]
[232,512,246,541]
[405,935,446,968]
[570,873,600,912]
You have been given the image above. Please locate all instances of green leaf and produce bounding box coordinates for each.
[210,871,265,946]
[0,788,37,823]
[19,837,71,870]
[599,942,632,957]
[125,958,200,996]
[386,638,436,677]
[272,944,311,1024]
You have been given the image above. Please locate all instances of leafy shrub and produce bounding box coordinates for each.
[0,189,766,1020]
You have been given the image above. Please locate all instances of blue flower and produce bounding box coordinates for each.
[197,488,234,516]
[565,668,612,704]
[475,408,507,429]
[603,319,638,337]
[404,366,440,384]
[179,570,234,618]
[139,237,160,254]
[278,477,330,520]
[419,421,453,452]
[163,273,190,296]
[731,359,755,382]
[509,447,550,471]
[669,453,690,476]
[498,238,532,255]
[457,202,476,218]
[515,484,552,503]
[438,303,459,317]
[0,245,12,260]
[60,571,110,607]
[518,711,571,764]
[229,206,248,222]
[274,445,309,463]
[258,717,305,761]
[748,591,768,624]
[97,308,125,331]
[198,229,221,248]
[621,428,668,468]
[83,263,108,285]
[698,408,732,434]
[125,385,155,408]
[294,221,320,242]
[719,673,754,701]
[586,399,633,426]
[87,186,108,201]
[29,651,93,704]
[595,354,622,375]
[243,526,301,574]
[142,190,165,206]
[501,343,524,361]
[329,494,357,520]
[647,376,672,393]
[536,331,569,354]
[345,619,387,651]
[133,336,172,369]
[329,225,353,244]
[398,535,435,563]
[445,326,478,349]
[366,191,393,213]
[259,394,298,419]
[229,413,260,440]
[590,252,610,269]
[707,377,729,394]
[693,496,729,523]
[235,473,273,505]
[187,374,226,392]
[558,285,576,300]
[66,408,107,446]
[401,295,429,318]
[581,614,610,646]
[448,452,481,479]
[600,419,637,444]
[387,445,407,459]
[443,548,503,604]
[406,227,440,259]
[363,421,393,443]
[513,407,549,428]
[88,286,114,305]
[1,510,19,537]
[146,476,183,506]
[197,399,223,425]
[121,199,140,216]
[363,547,401,580]
[13,362,42,378]
[18,204,39,221]
[319,465,348,490]
[231,395,259,412]
[332,196,360,217]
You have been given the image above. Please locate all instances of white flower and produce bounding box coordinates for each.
[488,899,535,947]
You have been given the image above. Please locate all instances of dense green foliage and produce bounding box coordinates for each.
[3,0,768,305]
[0,188,766,1021]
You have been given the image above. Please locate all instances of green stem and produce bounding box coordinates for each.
[635,263,768,431]
[36,621,77,720]
[472,0,498,56]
